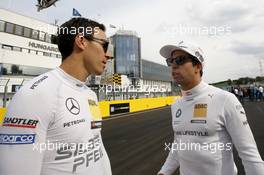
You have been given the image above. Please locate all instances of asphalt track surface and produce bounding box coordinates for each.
[102,101,264,175]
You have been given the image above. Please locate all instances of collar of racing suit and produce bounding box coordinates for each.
[181,81,208,99]
[55,67,89,90]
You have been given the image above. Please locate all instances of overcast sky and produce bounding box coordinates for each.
[1,0,264,83]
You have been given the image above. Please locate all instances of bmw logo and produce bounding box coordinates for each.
[176,109,182,118]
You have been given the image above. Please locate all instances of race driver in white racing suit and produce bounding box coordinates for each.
[0,17,112,175]
[158,41,264,175]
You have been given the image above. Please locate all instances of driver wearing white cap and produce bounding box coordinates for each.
[158,41,264,175]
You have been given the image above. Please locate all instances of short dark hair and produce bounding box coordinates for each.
[191,55,203,77]
[56,17,105,61]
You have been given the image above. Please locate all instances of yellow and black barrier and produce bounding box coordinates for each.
[0,96,180,124]
[99,96,179,118]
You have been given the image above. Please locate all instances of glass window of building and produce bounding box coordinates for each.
[39,31,45,41]
[13,46,21,52]
[51,53,57,57]
[23,27,31,38]
[29,50,37,54]
[37,51,44,56]
[32,29,39,40]
[2,63,51,76]
[2,45,12,50]
[5,22,14,34]
[0,20,5,32]
[43,52,51,57]
[15,25,23,36]
[112,33,141,78]
[22,48,29,53]
[45,34,51,43]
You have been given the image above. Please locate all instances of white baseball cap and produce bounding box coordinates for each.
[160,41,205,67]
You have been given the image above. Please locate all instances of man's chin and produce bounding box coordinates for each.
[94,69,104,75]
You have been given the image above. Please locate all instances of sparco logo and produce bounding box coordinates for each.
[0,134,36,144]
[65,98,80,115]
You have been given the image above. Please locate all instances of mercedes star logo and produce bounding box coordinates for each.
[65,97,80,115]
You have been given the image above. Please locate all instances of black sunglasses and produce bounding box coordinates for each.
[84,36,109,53]
[166,55,194,66]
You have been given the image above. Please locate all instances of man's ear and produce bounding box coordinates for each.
[195,63,202,74]
[74,34,86,51]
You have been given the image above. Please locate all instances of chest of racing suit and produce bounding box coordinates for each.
[159,81,264,175]
[0,68,112,175]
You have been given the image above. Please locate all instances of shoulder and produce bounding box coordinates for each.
[5,70,62,127]
[86,87,98,101]
[10,69,61,107]
[207,85,240,112]
[171,96,183,110]
[24,69,60,91]
[207,84,235,100]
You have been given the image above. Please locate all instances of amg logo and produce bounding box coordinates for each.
[88,99,97,106]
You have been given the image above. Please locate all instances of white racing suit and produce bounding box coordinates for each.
[159,81,264,175]
[0,68,112,175]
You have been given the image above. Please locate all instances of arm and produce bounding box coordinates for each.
[158,134,180,175]
[223,93,264,175]
[158,104,180,175]
[91,92,112,175]
[0,88,54,175]
[99,133,112,175]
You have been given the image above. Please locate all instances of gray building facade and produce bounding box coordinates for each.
[111,30,141,78]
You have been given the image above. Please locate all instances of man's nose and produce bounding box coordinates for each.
[172,64,179,69]
[105,55,111,60]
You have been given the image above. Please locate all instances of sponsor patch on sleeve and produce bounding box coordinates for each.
[0,134,36,144]
[91,121,102,129]
[3,117,39,129]
[88,99,102,121]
